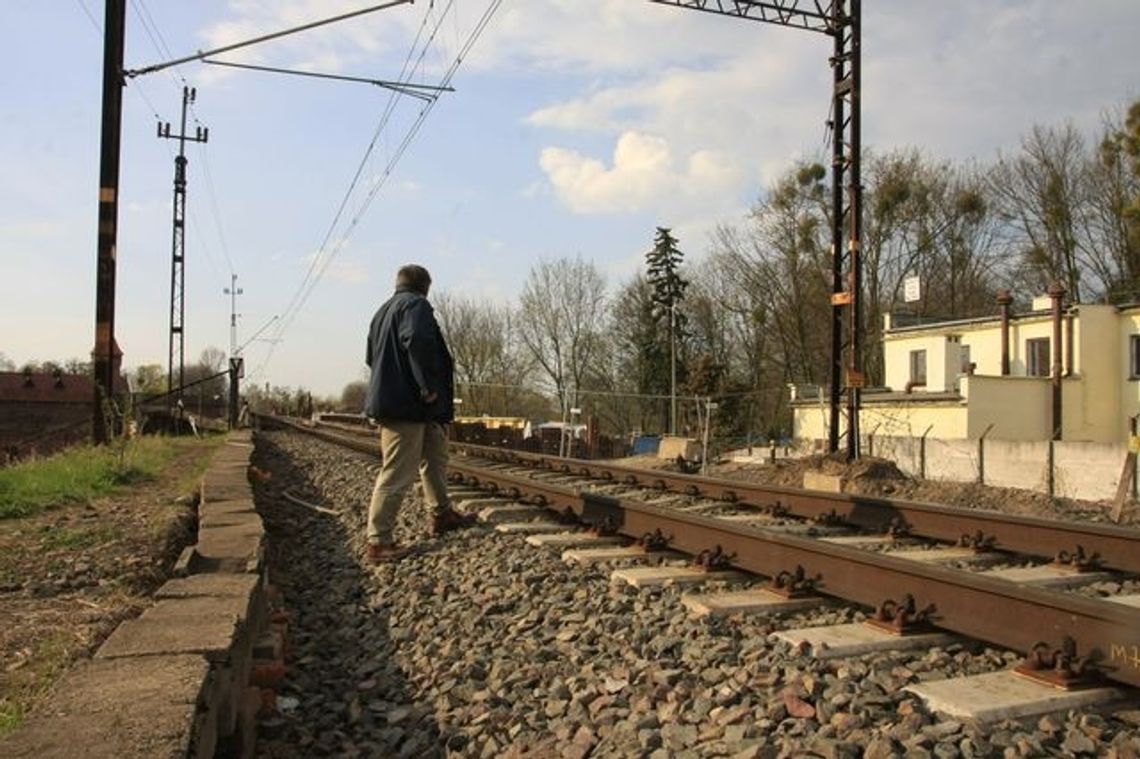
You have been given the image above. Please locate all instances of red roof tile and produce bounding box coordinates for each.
[0,371,127,404]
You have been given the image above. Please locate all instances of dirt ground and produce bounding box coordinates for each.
[0,442,217,736]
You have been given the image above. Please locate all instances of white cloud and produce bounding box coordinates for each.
[539,131,748,217]
[321,260,368,285]
[300,247,368,285]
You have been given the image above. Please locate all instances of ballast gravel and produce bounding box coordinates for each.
[251,430,1140,758]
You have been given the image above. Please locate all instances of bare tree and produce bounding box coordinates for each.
[860,151,1008,380]
[133,364,166,396]
[724,162,832,388]
[603,274,665,433]
[340,380,368,412]
[183,346,228,414]
[1088,101,1140,301]
[687,248,782,438]
[989,124,1095,301]
[435,292,537,417]
[517,256,608,414]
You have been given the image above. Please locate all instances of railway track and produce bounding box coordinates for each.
[266,415,1140,693]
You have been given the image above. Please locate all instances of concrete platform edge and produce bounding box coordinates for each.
[0,429,269,759]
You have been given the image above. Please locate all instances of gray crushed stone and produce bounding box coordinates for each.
[251,430,1140,758]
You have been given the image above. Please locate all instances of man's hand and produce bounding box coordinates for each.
[423,390,438,404]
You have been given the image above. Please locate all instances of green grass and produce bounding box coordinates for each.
[0,701,21,739]
[0,436,220,520]
[0,631,80,739]
[41,525,124,550]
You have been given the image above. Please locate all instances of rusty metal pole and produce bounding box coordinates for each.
[996,290,1013,376]
[1065,311,1074,376]
[845,0,863,461]
[92,0,127,444]
[1132,415,1138,501]
[1050,282,1066,441]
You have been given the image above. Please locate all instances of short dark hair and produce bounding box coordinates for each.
[396,264,432,294]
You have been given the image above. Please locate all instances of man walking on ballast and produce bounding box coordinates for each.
[364,264,473,564]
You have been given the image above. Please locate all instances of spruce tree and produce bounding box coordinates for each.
[645,227,689,432]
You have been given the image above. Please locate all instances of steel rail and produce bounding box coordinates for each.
[451,442,1140,576]
[269,418,1140,688]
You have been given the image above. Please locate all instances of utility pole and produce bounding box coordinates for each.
[651,0,864,458]
[158,86,209,420]
[93,1,412,434]
[225,274,243,429]
[670,302,677,436]
[92,0,126,445]
[701,398,718,475]
[225,274,243,357]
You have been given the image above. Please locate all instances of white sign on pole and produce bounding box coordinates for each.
[904,276,921,303]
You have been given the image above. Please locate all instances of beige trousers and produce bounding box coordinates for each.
[367,420,451,544]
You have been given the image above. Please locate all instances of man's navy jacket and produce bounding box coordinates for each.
[364,287,455,423]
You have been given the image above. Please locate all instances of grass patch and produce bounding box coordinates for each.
[0,630,82,739]
[0,435,222,520]
[41,525,124,551]
[0,700,21,739]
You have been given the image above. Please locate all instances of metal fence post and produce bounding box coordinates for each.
[978,423,994,486]
[1132,415,1138,500]
[868,423,882,458]
[1048,439,1055,499]
[919,425,934,480]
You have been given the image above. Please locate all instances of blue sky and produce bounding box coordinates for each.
[2,1,1138,397]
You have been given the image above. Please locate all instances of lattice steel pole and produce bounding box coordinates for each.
[158,87,208,419]
[840,0,863,459]
[649,0,864,458]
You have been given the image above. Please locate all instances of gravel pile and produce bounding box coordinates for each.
[251,430,1140,758]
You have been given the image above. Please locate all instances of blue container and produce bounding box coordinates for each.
[631,435,661,456]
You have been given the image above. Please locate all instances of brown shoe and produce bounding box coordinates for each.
[431,508,477,536]
[366,542,411,564]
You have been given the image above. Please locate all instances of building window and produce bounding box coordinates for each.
[1131,335,1140,378]
[1027,338,1050,377]
[909,349,927,385]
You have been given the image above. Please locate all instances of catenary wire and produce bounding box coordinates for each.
[270,1,454,336]
[256,0,502,383]
[286,0,499,327]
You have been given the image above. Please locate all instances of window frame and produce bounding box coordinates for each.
[1026,337,1051,378]
[909,349,927,386]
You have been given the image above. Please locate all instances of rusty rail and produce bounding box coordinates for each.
[451,442,1140,576]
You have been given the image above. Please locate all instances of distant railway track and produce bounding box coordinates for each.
[264,414,1140,689]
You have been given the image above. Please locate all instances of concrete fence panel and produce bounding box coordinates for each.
[974,439,1051,492]
[870,435,920,477]
[1053,441,1129,502]
[923,438,979,482]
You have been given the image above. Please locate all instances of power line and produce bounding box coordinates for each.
[74,0,101,34]
[288,0,500,325]
[124,0,415,78]
[75,0,168,124]
[253,0,506,381]
[271,2,453,337]
[196,142,235,275]
[126,0,234,285]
